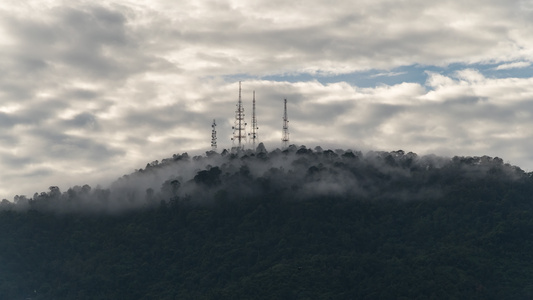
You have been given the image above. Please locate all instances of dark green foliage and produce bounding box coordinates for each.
[2,176,533,299]
[194,166,222,187]
[2,148,533,299]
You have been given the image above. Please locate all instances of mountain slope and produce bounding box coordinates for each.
[1,145,533,299]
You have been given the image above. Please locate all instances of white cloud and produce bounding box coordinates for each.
[369,71,407,78]
[1,1,533,199]
[495,61,531,70]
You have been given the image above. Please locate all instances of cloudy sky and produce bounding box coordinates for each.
[1,0,533,199]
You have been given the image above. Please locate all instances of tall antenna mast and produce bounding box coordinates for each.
[211,119,217,151]
[232,81,247,150]
[249,90,258,150]
[282,98,289,149]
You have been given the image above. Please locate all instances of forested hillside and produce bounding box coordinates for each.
[1,145,533,299]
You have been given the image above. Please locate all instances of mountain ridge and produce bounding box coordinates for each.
[1,144,527,213]
[1,144,533,299]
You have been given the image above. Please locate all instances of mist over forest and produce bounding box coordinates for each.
[3,0,533,298]
[2,144,533,299]
[1,143,526,213]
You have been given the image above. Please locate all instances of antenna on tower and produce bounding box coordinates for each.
[282,98,289,149]
[249,90,258,151]
[231,81,247,150]
[211,119,217,151]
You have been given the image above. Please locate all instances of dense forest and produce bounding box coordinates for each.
[2,144,533,299]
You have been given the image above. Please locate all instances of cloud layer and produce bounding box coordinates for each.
[1,0,533,199]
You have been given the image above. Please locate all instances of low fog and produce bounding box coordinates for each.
[1,144,526,213]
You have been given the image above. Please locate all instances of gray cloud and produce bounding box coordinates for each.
[63,112,100,130]
[0,112,18,128]
[1,0,533,200]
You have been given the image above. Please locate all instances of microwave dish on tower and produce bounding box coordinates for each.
[231,81,247,150]
[249,91,258,151]
[211,119,217,151]
[282,98,289,149]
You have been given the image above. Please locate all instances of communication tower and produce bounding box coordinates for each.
[282,98,289,149]
[231,81,247,150]
[211,119,217,151]
[249,91,258,150]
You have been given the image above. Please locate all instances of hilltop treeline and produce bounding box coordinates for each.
[1,144,528,213]
[2,145,533,299]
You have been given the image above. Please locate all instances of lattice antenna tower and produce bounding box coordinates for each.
[211,119,217,151]
[282,98,289,149]
[249,90,258,150]
[231,81,247,149]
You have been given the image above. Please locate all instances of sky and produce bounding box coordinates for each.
[1,0,533,200]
